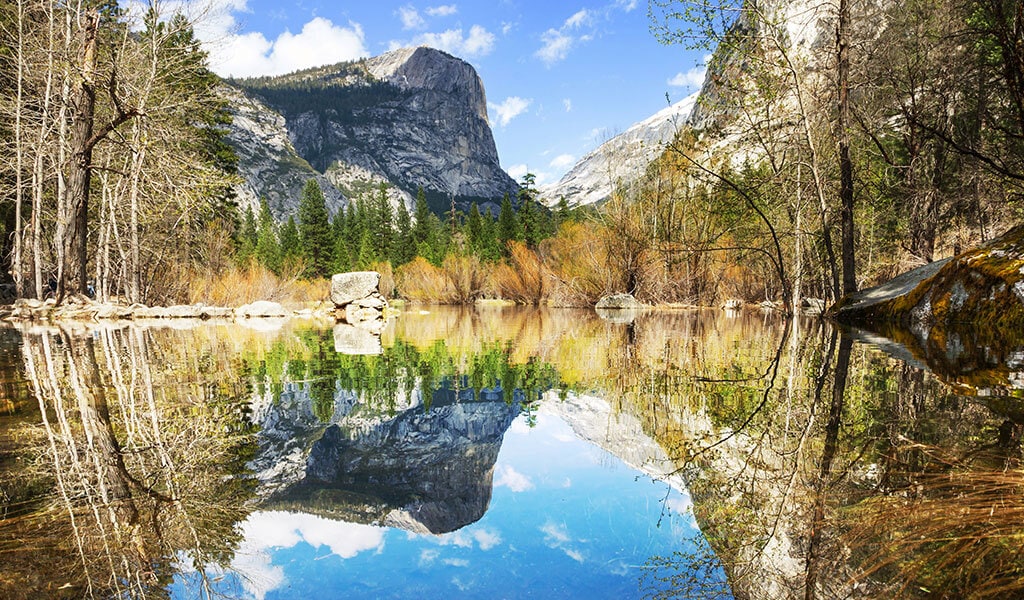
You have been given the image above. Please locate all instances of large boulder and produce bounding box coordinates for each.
[236,300,289,318]
[595,293,646,310]
[331,272,382,306]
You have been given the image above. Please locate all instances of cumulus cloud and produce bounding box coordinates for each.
[550,154,576,170]
[206,17,369,78]
[494,465,535,492]
[426,4,458,17]
[506,164,553,186]
[392,25,496,58]
[230,511,386,599]
[563,98,573,112]
[535,9,594,66]
[616,0,639,10]
[668,55,712,89]
[488,96,532,127]
[398,5,426,30]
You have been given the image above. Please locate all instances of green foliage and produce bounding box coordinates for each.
[298,179,333,277]
[497,194,522,257]
[242,330,568,424]
[255,199,281,273]
[279,216,301,264]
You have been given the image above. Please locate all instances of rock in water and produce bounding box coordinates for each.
[331,272,382,306]
[333,323,383,355]
[331,271,389,331]
[595,294,646,310]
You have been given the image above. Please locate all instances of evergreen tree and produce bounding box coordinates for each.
[478,208,501,262]
[373,183,393,261]
[393,200,415,265]
[279,216,301,266]
[467,203,483,254]
[236,205,257,263]
[497,193,521,257]
[298,179,333,277]
[411,187,432,249]
[255,198,281,272]
[331,207,351,272]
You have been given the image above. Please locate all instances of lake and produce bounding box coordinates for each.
[0,306,1021,599]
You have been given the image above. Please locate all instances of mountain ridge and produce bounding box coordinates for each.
[222,46,518,219]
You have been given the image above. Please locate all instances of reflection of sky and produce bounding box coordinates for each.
[171,412,711,599]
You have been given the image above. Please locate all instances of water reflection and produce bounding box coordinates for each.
[0,324,256,599]
[0,307,1022,599]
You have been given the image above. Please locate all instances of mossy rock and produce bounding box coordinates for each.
[834,225,1024,332]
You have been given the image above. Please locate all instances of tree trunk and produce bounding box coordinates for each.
[57,10,100,299]
[838,0,857,296]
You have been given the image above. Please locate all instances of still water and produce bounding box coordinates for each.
[0,306,1022,599]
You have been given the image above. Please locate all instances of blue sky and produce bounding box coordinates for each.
[145,1,708,186]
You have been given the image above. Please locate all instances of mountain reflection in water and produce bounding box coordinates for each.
[0,306,1022,599]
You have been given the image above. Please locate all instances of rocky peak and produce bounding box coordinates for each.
[223,46,516,220]
[366,46,489,122]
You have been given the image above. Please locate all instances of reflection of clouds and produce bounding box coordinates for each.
[494,464,535,492]
[231,511,386,599]
[666,494,692,515]
[509,418,532,435]
[541,521,571,544]
[541,521,586,563]
[420,549,440,566]
[437,526,503,551]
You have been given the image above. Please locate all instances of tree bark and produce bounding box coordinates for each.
[838,0,857,296]
[57,9,100,299]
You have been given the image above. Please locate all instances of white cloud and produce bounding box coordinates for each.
[426,4,458,17]
[506,164,530,182]
[536,29,574,65]
[395,25,496,58]
[616,0,639,11]
[550,154,576,170]
[494,464,535,492]
[562,98,573,112]
[535,9,596,66]
[506,164,553,186]
[398,5,426,30]
[501,21,514,35]
[488,96,532,127]
[231,511,386,599]
[565,9,592,29]
[207,17,369,78]
[473,528,502,550]
[668,55,712,89]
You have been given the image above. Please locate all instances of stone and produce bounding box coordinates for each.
[353,293,387,309]
[595,294,646,310]
[333,323,383,355]
[331,272,382,307]
[236,300,288,318]
[722,298,743,310]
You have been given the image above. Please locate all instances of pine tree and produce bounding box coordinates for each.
[279,216,301,267]
[393,200,414,265]
[298,179,332,277]
[478,208,501,262]
[236,205,257,264]
[331,206,351,272]
[497,193,521,257]
[373,183,393,261]
[411,187,432,250]
[467,203,483,254]
[255,199,281,272]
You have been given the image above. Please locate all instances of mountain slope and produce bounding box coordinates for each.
[223,46,518,218]
[541,93,698,207]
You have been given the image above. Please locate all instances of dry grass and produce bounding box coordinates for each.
[187,261,329,308]
[842,446,1024,598]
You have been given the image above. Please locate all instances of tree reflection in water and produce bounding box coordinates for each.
[626,312,1024,599]
[0,325,256,599]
